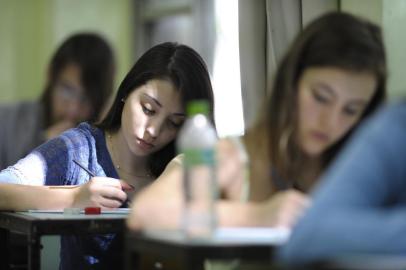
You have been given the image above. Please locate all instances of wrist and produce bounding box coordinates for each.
[247,202,267,226]
[46,186,79,208]
[67,187,79,208]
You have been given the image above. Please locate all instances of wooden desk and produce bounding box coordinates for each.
[0,210,128,270]
[125,228,289,270]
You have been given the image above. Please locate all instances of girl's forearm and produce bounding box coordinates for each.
[0,183,77,211]
[217,201,264,227]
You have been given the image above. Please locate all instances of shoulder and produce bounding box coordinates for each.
[380,101,406,118]
[34,122,100,158]
[217,136,248,160]
[58,122,100,147]
[363,102,406,134]
[348,102,406,152]
[157,154,183,181]
[68,122,97,137]
[166,154,184,169]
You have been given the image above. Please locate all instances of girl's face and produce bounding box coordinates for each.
[51,63,93,123]
[121,79,185,156]
[296,67,376,157]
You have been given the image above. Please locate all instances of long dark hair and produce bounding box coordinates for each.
[40,33,115,127]
[249,12,386,187]
[97,42,214,177]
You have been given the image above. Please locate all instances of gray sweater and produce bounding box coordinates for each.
[278,102,406,264]
[0,101,45,170]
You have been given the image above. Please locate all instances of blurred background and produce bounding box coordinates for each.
[1,0,406,138]
[0,1,406,268]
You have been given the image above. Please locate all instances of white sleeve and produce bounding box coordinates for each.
[0,151,47,185]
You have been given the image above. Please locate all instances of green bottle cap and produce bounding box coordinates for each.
[186,100,209,116]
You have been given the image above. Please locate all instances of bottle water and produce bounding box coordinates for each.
[177,100,218,238]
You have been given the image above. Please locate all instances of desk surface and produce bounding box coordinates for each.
[125,228,286,270]
[19,209,129,219]
[0,211,128,235]
[140,227,290,246]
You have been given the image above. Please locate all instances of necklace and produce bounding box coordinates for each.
[106,132,152,179]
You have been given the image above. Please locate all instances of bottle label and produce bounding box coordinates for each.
[184,149,215,166]
[182,148,217,238]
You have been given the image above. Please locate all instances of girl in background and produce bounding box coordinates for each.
[0,33,115,170]
[128,12,386,231]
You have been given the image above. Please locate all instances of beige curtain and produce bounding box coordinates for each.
[238,0,266,130]
[238,0,301,130]
[266,0,302,93]
[238,0,338,130]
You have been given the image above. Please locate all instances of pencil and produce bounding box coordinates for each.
[73,159,95,177]
[47,160,94,190]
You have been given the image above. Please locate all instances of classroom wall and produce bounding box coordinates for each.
[302,0,338,27]
[0,0,133,102]
[341,0,406,99]
[341,0,382,24]
[382,0,406,98]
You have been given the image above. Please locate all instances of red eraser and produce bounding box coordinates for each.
[84,207,101,215]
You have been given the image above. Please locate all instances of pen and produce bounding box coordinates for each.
[47,160,93,190]
[73,159,95,177]
[73,159,134,205]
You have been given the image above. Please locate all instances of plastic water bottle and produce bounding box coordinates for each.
[177,100,218,238]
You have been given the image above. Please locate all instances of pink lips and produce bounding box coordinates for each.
[136,138,154,151]
[311,131,330,142]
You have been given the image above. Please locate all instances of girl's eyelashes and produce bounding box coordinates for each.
[141,101,184,128]
[343,106,361,117]
[141,104,155,115]
[312,89,330,104]
[168,120,183,129]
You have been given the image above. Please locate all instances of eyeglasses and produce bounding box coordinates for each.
[55,81,90,105]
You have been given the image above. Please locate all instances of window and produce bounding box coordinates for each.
[212,0,244,137]
[134,0,244,137]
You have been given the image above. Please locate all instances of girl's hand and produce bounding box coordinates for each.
[260,189,311,228]
[217,137,248,200]
[72,177,128,209]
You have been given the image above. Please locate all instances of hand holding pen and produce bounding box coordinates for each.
[69,159,134,208]
[73,159,134,191]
